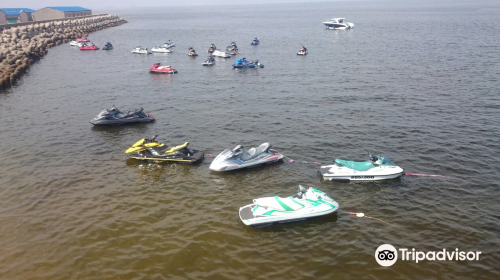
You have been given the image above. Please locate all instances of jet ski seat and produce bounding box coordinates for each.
[335,159,375,171]
[253,196,304,211]
[241,142,271,161]
[164,142,190,154]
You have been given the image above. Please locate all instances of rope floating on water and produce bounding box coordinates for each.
[347,212,393,226]
[405,173,453,179]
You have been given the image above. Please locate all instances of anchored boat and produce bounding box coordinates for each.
[320,155,404,181]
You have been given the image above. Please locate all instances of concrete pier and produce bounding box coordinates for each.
[0,14,127,90]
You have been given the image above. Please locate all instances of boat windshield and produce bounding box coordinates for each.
[339,19,344,23]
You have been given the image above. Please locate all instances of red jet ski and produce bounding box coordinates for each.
[150,63,178,74]
[80,43,99,50]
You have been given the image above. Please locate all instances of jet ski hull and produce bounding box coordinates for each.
[129,150,204,163]
[320,164,404,181]
[209,149,283,172]
[239,187,339,228]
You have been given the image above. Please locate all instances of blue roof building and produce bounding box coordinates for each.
[32,6,92,21]
[0,8,35,23]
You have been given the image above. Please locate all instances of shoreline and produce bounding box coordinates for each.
[0,14,127,90]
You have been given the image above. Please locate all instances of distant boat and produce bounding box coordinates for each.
[323,18,354,30]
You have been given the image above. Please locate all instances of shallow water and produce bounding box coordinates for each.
[1,0,500,279]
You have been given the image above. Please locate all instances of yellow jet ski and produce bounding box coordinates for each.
[125,135,204,163]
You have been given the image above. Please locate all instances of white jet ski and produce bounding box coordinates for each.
[320,155,404,182]
[239,185,339,228]
[70,41,84,46]
[209,143,284,172]
[151,46,173,53]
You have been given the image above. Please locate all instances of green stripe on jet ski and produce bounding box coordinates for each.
[289,197,305,207]
[275,196,294,211]
[252,205,259,212]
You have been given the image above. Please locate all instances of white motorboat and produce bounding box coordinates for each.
[239,185,339,228]
[70,41,84,47]
[212,49,230,58]
[162,40,175,48]
[131,47,150,54]
[320,155,404,182]
[151,46,172,53]
[323,18,354,30]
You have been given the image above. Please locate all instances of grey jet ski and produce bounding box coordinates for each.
[209,142,284,172]
[90,106,155,126]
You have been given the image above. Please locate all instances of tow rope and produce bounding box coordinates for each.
[347,212,394,226]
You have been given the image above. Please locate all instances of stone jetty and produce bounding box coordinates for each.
[0,14,126,90]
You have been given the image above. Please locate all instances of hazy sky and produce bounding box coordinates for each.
[1,0,342,10]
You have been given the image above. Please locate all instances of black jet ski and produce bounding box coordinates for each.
[90,106,155,126]
[102,42,113,50]
[126,135,204,163]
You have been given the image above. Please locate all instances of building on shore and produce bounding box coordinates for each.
[0,10,6,25]
[32,6,92,21]
[0,8,35,23]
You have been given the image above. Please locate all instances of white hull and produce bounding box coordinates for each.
[320,164,404,181]
[212,50,230,58]
[151,47,172,53]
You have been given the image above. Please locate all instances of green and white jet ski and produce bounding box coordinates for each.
[239,185,339,228]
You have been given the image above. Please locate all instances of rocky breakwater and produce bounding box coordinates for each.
[0,14,127,90]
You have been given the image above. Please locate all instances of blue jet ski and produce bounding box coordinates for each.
[251,38,260,45]
[232,58,264,68]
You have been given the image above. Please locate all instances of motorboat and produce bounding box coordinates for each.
[70,41,84,46]
[102,42,113,50]
[239,185,339,228]
[150,63,177,74]
[323,18,354,30]
[212,49,231,58]
[232,58,264,68]
[75,38,89,42]
[162,40,175,48]
[90,106,155,126]
[320,155,404,181]
[251,38,260,45]
[187,47,198,56]
[208,44,216,53]
[202,56,215,66]
[151,46,172,53]
[80,43,99,50]
[132,47,150,54]
[297,45,308,55]
[126,135,204,164]
[209,142,283,172]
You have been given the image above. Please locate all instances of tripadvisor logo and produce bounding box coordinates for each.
[375,244,482,267]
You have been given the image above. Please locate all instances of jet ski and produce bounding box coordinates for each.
[251,38,260,45]
[202,55,215,66]
[208,44,216,53]
[229,48,238,56]
[230,41,238,49]
[209,142,283,172]
[150,63,177,74]
[187,47,198,56]
[320,155,404,181]
[297,45,308,55]
[232,58,264,68]
[102,42,113,50]
[75,38,89,42]
[90,106,155,126]
[151,46,172,53]
[126,135,204,163]
[80,43,99,50]
[132,47,150,54]
[239,185,339,228]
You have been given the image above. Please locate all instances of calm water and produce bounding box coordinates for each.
[1,1,500,279]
